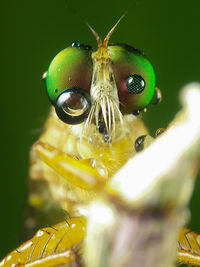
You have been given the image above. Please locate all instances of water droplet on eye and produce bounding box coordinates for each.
[135,135,146,152]
[151,87,162,105]
[71,41,81,47]
[59,91,89,116]
[42,71,47,80]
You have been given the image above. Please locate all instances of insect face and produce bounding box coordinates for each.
[45,24,157,143]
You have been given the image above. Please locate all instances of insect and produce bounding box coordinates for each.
[178,227,200,266]
[0,17,199,266]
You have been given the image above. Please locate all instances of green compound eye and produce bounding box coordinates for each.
[55,87,91,124]
[109,44,156,113]
[126,74,145,94]
[45,43,93,107]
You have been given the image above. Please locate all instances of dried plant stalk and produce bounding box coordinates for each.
[84,83,200,267]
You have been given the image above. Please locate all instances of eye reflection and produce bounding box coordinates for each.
[126,74,145,94]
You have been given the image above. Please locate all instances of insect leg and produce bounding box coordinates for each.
[34,141,106,191]
[0,217,86,267]
[177,227,200,266]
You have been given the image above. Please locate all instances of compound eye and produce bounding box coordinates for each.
[108,44,156,113]
[126,74,145,94]
[55,87,91,124]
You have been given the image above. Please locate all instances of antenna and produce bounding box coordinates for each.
[104,12,126,46]
[86,23,102,47]
[87,12,127,48]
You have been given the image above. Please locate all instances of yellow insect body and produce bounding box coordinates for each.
[33,109,148,216]
[178,227,200,266]
[0,109,149,267]
[1,20,200,267]
[1,217,86,266]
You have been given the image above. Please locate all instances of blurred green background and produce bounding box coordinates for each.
[1,0,200,259]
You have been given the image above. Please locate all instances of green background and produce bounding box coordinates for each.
[1,0,200,259]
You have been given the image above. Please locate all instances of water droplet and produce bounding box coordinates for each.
[135,135,146,152]
[71,41,81,47]
[155,128,165,137]
[42,71,47,80]
[132,109,140,116]
[91,159,108,178]
[151,87,162,105]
